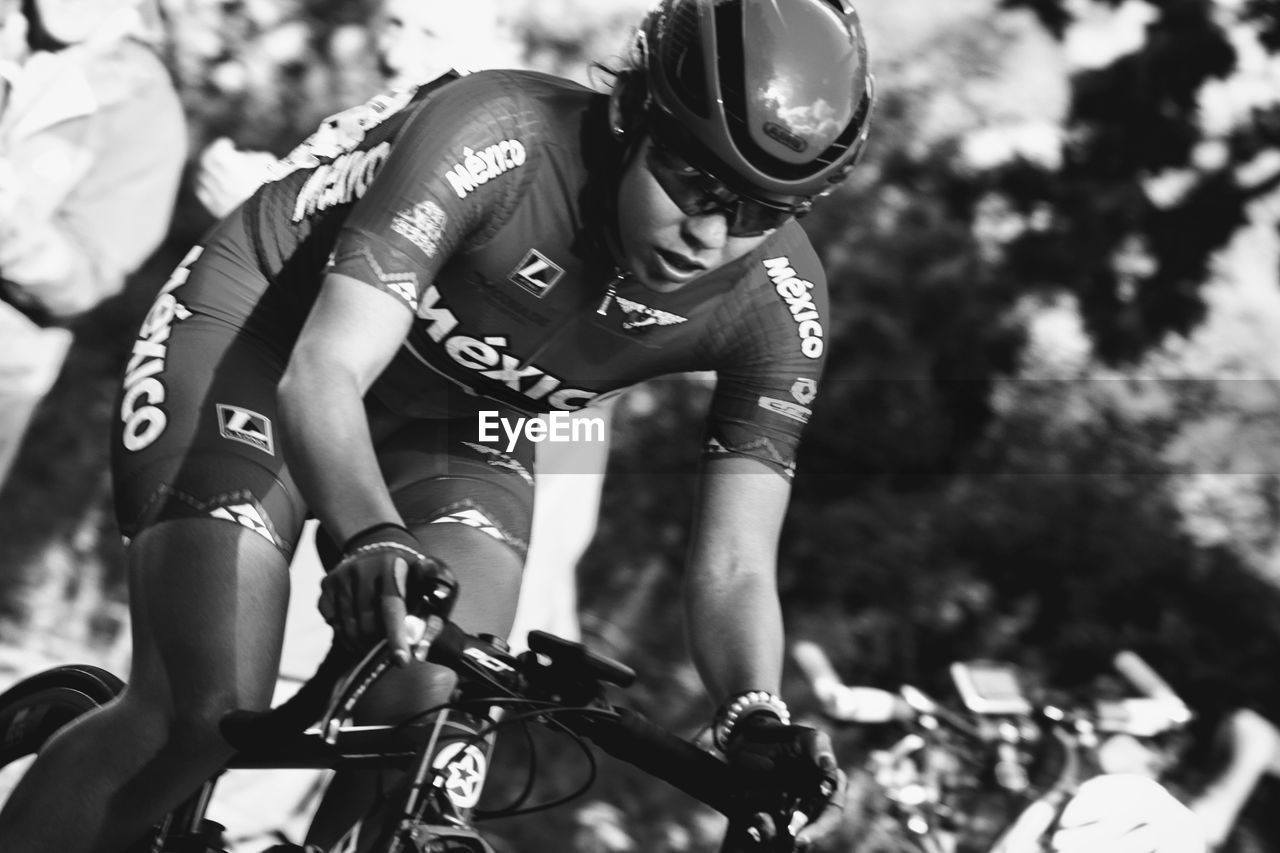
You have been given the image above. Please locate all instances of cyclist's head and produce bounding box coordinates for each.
[613,0,874,224]
[609,0,874,290]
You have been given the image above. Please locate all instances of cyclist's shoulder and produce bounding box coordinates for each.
[714,221,829,362]
[734,222,829,306]
[410,69,601,143]
[461,68,595,101]
[759,222,827,281]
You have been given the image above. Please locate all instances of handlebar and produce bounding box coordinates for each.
[222,610,825,851]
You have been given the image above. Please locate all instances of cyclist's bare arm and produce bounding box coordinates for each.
[279,271,413,545]
[685,455,790,698]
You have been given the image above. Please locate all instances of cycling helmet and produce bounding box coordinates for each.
[638,0,875,208]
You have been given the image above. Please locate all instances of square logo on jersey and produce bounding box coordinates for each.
[216,404,275,456]
[509,250,564,298]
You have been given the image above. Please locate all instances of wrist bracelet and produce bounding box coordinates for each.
[341,521,413,555]
[712,690,791,751]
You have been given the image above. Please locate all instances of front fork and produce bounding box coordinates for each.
[128,776,227,853]
[349,705,499,853]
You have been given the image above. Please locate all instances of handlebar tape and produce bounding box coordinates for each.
[580,708,738,814]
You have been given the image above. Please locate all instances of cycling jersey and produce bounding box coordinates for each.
[196,69,826,473]
[113,69,830,553]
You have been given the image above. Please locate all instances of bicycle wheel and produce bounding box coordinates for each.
[0,664,124,803]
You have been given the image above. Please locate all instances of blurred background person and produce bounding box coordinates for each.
[0,0,186,492]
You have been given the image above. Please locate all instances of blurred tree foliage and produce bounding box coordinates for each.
[997,0,1280,362]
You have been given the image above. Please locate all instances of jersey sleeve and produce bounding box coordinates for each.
[328,72,543,313]
[704,227,830,479]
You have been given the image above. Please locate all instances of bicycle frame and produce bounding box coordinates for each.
[130,618,802,853]
[1,614,823,853]
[145,626,566,853]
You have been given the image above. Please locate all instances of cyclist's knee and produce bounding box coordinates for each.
[116,681,255,761]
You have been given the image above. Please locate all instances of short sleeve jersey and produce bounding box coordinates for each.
[234,70,830,478]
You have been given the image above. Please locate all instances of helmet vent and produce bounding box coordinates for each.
[660,0,712,118]
[714,0,747,122]
[718,0,871,182]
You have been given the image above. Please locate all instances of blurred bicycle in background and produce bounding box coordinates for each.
[791,641,1272,853]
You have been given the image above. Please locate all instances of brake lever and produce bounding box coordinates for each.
[319,615,447,744]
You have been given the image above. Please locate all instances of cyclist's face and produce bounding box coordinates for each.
[615,136,779,293]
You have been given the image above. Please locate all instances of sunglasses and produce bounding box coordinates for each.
[644,139,805,238]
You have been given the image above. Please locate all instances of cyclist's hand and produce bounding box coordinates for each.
[725,715,845,850]
[319,523,456,664]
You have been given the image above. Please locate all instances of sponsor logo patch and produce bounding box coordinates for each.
[763,256,824,359]
[431,507,508,543]
[411,284,599,411]
[387,281,418,306]
[758,395,812,424]
[432,741,488,809]
[791,378,818,405]
[615,295,688,331]
[445,139,527,199]
[216,404,275,455]
[208,502,277,547]
[392,200,448,259]
[291,142,391,222]
[764,121,808,153]
[509,249,564,298]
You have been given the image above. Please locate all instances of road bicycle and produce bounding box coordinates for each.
[793,643,1210,853]
[0,585,829,853]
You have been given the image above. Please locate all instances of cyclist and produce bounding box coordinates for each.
[0,1,875,851]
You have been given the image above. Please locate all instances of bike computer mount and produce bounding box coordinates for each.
[950,661,1032,717]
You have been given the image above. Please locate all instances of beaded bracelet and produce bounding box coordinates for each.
[712,690,791,751]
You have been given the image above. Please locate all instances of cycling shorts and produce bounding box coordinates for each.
[111,240,535,562]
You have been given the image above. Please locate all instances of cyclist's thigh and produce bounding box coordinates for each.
[112,247,310,561]
[111,243,309,709]
[380,415,533,627]
[323,415,535,718]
